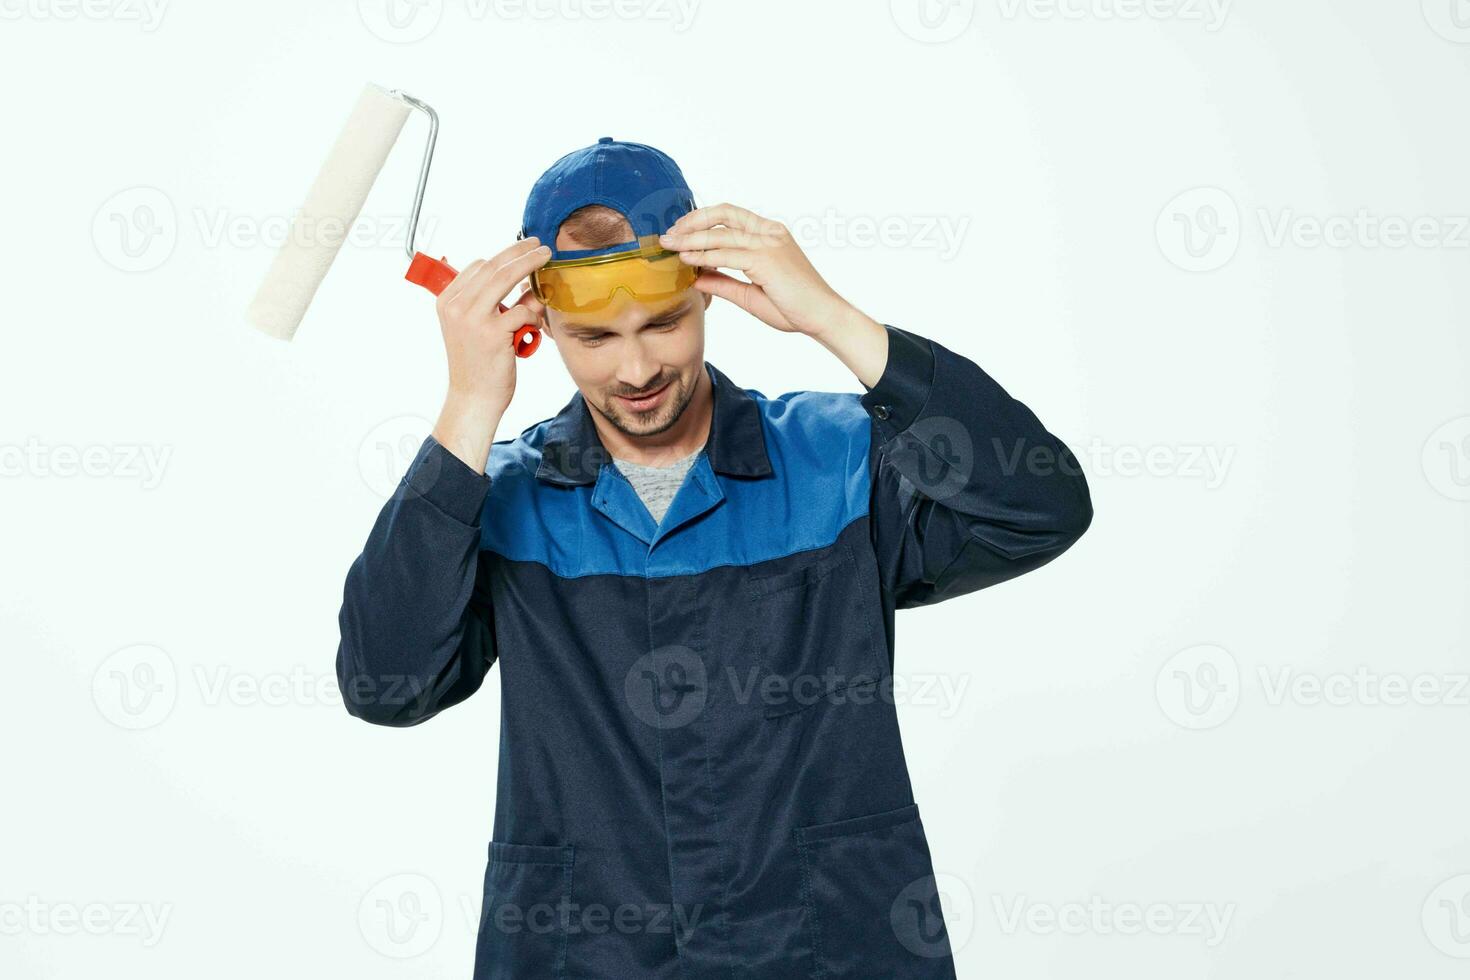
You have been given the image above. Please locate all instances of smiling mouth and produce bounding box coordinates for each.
[615,380,671,410]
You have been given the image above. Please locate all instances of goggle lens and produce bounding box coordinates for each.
[531,240,698,313]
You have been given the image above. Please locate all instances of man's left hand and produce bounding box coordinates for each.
[660,203,855,339]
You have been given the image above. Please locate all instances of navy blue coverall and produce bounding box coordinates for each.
[336,323,1093,978]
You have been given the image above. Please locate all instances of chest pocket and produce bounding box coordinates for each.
[744,537,887,719]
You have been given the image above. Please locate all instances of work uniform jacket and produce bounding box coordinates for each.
[336,323,1093,979]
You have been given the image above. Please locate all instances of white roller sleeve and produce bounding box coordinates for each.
[247,83,411,340]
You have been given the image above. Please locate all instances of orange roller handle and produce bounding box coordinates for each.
[405,252,542,358]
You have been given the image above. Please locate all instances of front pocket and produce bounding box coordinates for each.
[747,539,856,596]
[473,841,574,980]
[744,539,886,719]
[795,805,955,979]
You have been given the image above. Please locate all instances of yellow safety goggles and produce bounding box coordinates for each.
[530,234,698,313]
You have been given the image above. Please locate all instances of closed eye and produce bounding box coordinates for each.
[578,316,683,347]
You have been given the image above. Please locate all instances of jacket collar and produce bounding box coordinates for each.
[534,362,773,486]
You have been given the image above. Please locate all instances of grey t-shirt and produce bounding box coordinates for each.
[612,444,705,525]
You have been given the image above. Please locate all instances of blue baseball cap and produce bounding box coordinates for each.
[520,136,697,262]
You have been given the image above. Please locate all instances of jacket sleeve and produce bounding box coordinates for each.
[861,323,1093,609]
[335,434,497,726]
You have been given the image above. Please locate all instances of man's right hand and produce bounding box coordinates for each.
[431,237,552,473]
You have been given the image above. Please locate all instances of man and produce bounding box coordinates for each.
[336,137,1092,978]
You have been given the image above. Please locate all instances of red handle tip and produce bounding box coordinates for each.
[512,323,542,358]
[405,252,457,295]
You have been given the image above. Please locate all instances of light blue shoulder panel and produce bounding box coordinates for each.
[480,388,873,579]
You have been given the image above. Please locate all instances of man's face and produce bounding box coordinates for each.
[543,256,713,439]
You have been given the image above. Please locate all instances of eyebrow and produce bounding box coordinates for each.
[561,300,694,336]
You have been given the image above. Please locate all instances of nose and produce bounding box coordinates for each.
[616,340,663,394]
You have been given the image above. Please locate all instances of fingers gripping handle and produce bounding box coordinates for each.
[405,252,542,358]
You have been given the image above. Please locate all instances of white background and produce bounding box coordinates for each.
[3,1,1469,977]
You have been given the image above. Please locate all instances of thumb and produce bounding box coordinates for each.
[508,286,547,324]
[687,265,793,332]
[693,268,792,331]
[694,269,758,310]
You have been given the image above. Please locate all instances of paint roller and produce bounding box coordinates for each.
[246,83,541,356]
